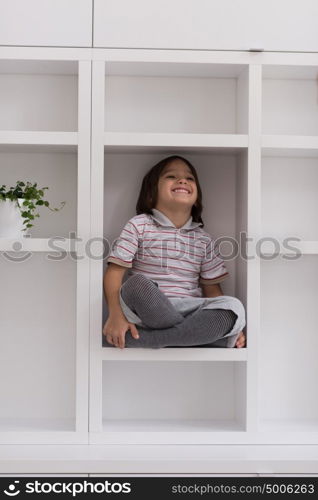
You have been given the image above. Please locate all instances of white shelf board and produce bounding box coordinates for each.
[104,132,248,152]
[102,419,245,434]
[259,419,318,433]
[104,61,248,78]
[1,444,318,474]
[0,418,75,433]
[263,65,318,80]
[0,60,78,75]
[0,238,75,253]
[262,135,318,156]
[101,347,247,361]
[0,131,78,152]
[0,420,87,445]
[96,420,249,443]
[259,240,318,256]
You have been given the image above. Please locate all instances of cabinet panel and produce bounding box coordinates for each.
[0,0,92,47]
[94,0,318,51]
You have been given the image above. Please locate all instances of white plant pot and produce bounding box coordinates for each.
[0,199,28,238]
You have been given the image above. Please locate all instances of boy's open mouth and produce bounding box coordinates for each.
[172,188,191,194]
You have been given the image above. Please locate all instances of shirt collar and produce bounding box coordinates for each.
[151,208,202,230]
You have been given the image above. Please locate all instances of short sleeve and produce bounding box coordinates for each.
[107,219,139,268]
[199,237,229,285]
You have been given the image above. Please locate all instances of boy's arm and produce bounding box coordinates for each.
[201,283,224,298]
[103,262,127,316]
[103,263,139,348]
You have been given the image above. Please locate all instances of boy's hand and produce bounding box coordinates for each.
[235,331,246,348]
[103,314,139,349]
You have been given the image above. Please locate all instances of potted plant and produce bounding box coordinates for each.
[0,181,66,238]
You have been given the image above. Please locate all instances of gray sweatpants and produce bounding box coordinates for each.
[104,276,246,348]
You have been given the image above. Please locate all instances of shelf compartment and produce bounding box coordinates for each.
[0,60,78,132]
[261,153,318,240]
[0,149,77,238]
[0,254,77,440]
[259,256,318,436]
[104,62,249,135]
[103,149,248,348]
[100,361,247,443]
[262,65,318,136]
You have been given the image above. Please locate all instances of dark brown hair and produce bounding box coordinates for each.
[136,155,204,226]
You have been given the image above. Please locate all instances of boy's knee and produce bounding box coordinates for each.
[121,273,156,300]
[226,296,246,328]
[125,273,153,289]
[225,296,245,313]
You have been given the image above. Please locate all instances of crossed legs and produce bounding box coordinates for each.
[104,274,238,349]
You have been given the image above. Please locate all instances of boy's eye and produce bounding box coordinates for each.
[165,175,195,181]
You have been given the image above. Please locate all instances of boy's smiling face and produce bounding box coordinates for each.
[155,159,198,211]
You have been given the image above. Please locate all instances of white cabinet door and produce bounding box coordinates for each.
[94,0,318,52]
[0,0,92,47]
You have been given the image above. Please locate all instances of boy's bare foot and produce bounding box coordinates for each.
[235,331,246,348]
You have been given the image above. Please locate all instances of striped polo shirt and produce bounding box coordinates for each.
[107,208,229,298]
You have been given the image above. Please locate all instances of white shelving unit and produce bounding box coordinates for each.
[259,60,318,442]
[2,46,318,451]
[89,49,318,446]
[0,47,91,444]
